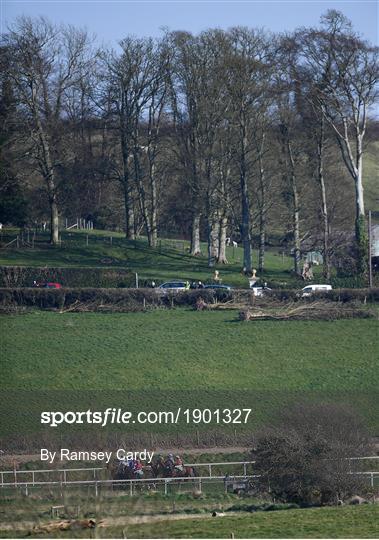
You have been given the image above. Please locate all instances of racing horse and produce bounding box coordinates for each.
[108,459,145,481]
[150,456,197,478]
[107,459,159,493]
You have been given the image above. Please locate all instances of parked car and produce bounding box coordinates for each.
[157,281,190,293]
[33,282,62,289]
[301,284,332,297]
[204,284,232,291]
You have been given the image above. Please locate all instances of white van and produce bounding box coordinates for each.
[301,284,332,297]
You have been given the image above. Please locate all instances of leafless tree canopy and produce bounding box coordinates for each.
[1,11,378,274]
[253,402,372,504]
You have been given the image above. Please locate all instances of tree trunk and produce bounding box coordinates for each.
[258,215,265,273]
[149,161,158,248]
[292,176,301,276]
[207,213,219,267]
[190,213,201,256]
[287,141,301,275]
[207,219,215,268]
[217,216,228,264]
[50,197,59,245]
[354,139,367,275]
[34,110,59,246]
[316,122,330,280]
[258,153,266,273]
[354,137,365,220]
[121,144,135,240]
[240,128,252,273]
[241,176,252,274]
[319,174,330,280]
[335,121,367,274]
[123,179,135,241]
[134,148,153,246]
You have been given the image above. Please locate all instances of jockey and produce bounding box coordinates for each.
[165,453,175,471]
[174,455,184,473]
[133,459,144,477]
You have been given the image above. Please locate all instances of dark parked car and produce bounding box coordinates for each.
[204,284,232,290]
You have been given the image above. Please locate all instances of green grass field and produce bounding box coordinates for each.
[0,228,318,288]
[122,505,379,539]
[1,309,377,437]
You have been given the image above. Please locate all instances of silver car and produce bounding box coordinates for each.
[157,281,190,294]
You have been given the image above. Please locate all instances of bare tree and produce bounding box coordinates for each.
[299,10,379,273]
[226,28,273,273]
[292,63,333,280]
[4,16,92,244]
[168,31,206,256]
[105,37,162,241]
[250,113,278,273]
[274,63,303,276]
[195,30,232,267]
[142,41,170,247]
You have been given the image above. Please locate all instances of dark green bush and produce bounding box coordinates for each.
[330,276,367,289]
[328,288,379,303]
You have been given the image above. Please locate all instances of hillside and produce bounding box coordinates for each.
[363,140,379,214]
[0,228,310,288]
[0,226,340,289]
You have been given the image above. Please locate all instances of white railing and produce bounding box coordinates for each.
[1,457,377,488]
[0,474,259,496]
[0,461,256,486]
[186,461,255,477]
[0,467,103,487]
[349,471,379,487]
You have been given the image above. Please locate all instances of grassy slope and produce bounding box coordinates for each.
[1,310,377,434]
[0,228,315,288]
[363,140,379,214]
[0,494,377,539]
[122,505,379,539]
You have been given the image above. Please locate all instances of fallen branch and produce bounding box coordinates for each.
[239,302,376,321]
[31,519,97,534]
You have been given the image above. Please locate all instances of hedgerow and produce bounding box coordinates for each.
[0,266,135,288]
[0,287,377,312]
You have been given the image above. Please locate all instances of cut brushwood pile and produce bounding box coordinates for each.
[238,302,377,321]
[194,297,377,319]
[31,519,98,534]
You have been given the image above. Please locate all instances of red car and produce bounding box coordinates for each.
[33,282,62,289]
